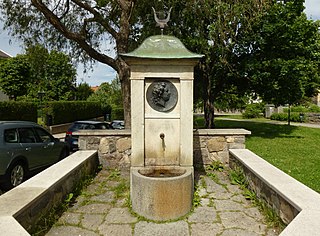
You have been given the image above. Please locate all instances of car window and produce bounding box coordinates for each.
[95,124,109,129]
[72,123,84,130]
[4,129,18,143]
[18,128,37,143]
[34,127,54,143]
[87,124,96,129]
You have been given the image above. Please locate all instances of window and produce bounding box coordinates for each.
[4,129,18,143]
[34,128,53,143]
[18,128,37,143]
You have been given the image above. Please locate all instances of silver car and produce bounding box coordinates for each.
[0,121,69,190]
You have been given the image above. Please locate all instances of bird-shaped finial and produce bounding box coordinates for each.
[152,7,172,34]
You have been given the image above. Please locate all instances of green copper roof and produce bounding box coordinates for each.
[121,35,204,59]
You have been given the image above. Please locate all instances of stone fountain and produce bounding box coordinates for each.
[121,35,202,221]
[121,9,203,220]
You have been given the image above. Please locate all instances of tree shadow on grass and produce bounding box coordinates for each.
[214,119,303,139]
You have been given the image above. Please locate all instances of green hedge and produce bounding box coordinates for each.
[0,101,37,122]
[242,103,265,119]
[283,105,320,113]
[44,101,111,125]
[270,112,307,123]
[111,107,124,120]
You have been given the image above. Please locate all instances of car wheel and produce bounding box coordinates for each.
[1,162,25,190]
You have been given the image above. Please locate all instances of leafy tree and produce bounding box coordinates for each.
[134,0,271,128]
[244,0,320,124]
[0,55,31,100]
[75,82,94,100]
[3,0,319,129]
[25,44,77,101]
[87,77,122,111]
[2,0,134,127]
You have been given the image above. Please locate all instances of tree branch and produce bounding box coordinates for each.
[30,0,118,71]
[71,0,118,40]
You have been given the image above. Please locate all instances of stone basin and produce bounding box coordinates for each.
[130,166,193,221]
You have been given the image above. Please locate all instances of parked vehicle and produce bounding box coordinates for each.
[0,121,69,190]
[111,120,125,129]
[65,120,112,151]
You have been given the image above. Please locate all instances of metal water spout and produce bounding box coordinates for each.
[160,133,166,150]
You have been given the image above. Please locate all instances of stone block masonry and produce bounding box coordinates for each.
[77,128,251,169]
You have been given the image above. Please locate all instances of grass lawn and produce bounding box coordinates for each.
[195,116,320,193]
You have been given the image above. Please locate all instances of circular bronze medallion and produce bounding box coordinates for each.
[146,80,178,112]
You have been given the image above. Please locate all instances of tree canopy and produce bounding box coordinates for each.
[0,44,77,101]
[25,44,77,101]
[134,0,273,127]
[2,0,320,128]
[75,82,94,100]
[1,0,133,126]
[0,55,31,100]
[87,76,122,111]
[245,1,320,107]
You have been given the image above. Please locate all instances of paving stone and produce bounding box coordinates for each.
[220,228,261,236]
[230,193,251,205]
[190,223,223,236]
[220,211,267,234]
[104,207,137,223]
[134,221,189,236]
[84,183,101,195]
[46,170,280,236]
[99,224,133,235]
[226,184,243,194]
[245,207,265,221]
[200,198,210,206]
[188,207,218,223]
[266,228,281,236]
[58,212,81,225]
[69,195,87,210]
[198,187,208,197]
[90,191,114,203]
[115,197,127,207]
[208,191,233,200]
[81,214,104,230]
[74,203,111,214]
[215,171,231,185]
[214,199,246,211]
[46,226,99,236]
[106,180,121,188]
[203,176,227,193]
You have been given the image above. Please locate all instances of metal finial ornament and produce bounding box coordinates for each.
[152,7,172,35]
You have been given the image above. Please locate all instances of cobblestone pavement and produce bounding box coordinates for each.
[46,168,281,236]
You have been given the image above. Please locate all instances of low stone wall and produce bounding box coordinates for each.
[0,150,99,235]
[77,129,251,169]
[306,113,320,124]
[193,129,250,166]
[229,149,320,236]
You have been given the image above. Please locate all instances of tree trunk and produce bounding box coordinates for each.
[287,104,291,126]
[204,97,215,128]
[203,73,215,128]
[117,58,131,129]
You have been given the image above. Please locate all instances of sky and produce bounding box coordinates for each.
[0,0,319,86]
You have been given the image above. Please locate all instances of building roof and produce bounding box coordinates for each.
[91,86,99,92]
[0,50,12,59]
[120,35,204,59]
